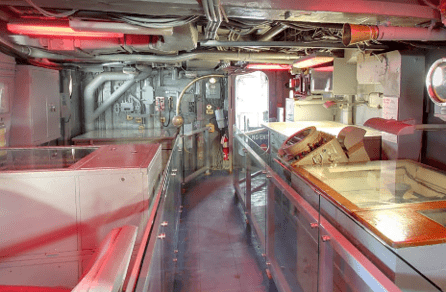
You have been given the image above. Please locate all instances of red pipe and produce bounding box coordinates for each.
[343,23,446,46]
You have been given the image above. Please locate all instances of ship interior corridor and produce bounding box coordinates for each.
[174,171,277,292]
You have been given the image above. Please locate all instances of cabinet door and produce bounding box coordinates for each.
[29,68,60,143]
[30,72,48,144]
[0,77,14,114]
[46,72,61,141]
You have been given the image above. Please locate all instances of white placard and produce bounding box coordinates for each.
[382,96,399,120]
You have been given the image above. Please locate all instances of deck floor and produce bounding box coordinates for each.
[174,171,276,292]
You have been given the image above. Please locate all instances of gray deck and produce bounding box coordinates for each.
[174,171,276,292]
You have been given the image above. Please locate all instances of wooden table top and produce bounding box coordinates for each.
[293,160,446,248]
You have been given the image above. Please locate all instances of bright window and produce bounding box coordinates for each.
[235,71,269,131]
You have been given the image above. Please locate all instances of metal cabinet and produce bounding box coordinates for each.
[0,144,162,288]
[0,52,16,147]
[10,65,60,146]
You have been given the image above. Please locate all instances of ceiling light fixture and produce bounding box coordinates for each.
[313,66,334,72]
[293,54,334,69]
[7,22,124,38]
[246,64,291,70]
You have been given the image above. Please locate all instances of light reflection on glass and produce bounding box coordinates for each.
[432,67,443,87]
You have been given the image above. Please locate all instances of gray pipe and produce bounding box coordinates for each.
[1,36,300,65]
[202,0,211,21]
[1,40,300,63]
[90,79,135,122]
[84,72,137,131]
[90,71,150,125]
[93,51,299,63]
[208,0,217,22]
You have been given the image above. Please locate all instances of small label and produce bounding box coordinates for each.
[382,96,399,120]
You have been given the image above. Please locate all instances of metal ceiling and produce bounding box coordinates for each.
[0,0,441,69]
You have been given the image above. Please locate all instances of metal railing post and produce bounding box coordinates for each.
[245,149,251,214]
[266,173,275,260]
[319,235,334,292]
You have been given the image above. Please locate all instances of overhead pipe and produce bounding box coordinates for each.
[84,71,149,131]
[258,23,289,41]
[342,23,446,46]
[1,36,301,64]
[0,35,69,60]
[90,72,150,121]
[93,50,299,63]
[11,49,300,63]
[68,19,173,36]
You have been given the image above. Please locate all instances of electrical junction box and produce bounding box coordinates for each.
[120,101,134,112]
[141,84,154,104]
[206,80,220,99]
[367,92,383,109]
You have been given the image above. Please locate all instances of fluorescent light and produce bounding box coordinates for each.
[7,22,124,38]
[246,64,291,70]
[293,54,334,69]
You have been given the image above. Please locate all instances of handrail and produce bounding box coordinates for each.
[128,137,181,292]
[266,166,402,292]
[181,126,211,137]
[233,131,404,292]
[125,157,171,291]
[243,128,267,136]
[72,225,138,292]
[234,132,268,170]
[234,127,270,157]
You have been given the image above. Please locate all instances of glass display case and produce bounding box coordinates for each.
[291,160,446,291]
[297,160,446,248]
[300,160,446,210]
[0,147,97,171]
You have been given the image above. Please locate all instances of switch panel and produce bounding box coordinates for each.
[120,101,134,113]
[206,80,220,99]
[155,96,165,112]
